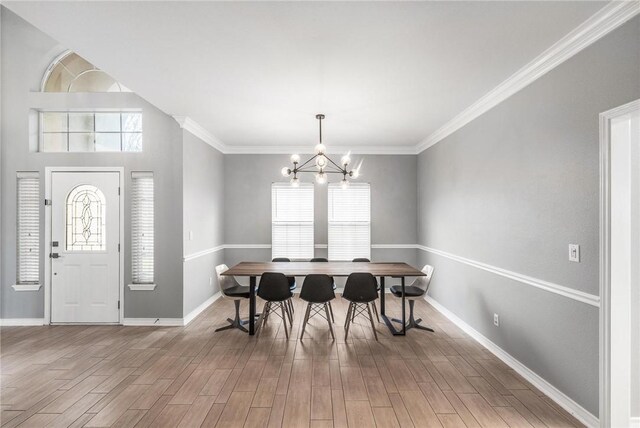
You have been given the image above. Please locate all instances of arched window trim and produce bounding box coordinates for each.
[41,50,129,93]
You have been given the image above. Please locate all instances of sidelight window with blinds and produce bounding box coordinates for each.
[272,183,314,260]
[131,172,154,284]
[328,183,371,261]
[16,172,40,286]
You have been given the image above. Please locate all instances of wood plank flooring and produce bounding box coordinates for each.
[0,295,585,427]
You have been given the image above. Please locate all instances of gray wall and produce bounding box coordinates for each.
[223,154,418,271]
[417,17,640,417]
[182,130,224,316]
[1,8,184,319]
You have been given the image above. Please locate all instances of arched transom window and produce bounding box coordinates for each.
[66,184,107,251]
[42,51,131,93]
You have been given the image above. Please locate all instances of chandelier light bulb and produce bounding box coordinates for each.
[316,172,327,184]
[290,154,300,163]
[314,143,326,155]
[351,168,360,179]
[316,155,327,168]
[281,167,291,177]
[341,178,349,189]
[290,176,300,187]
[341,155,351,166]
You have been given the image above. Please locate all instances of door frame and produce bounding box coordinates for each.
[44,167,125,324]
[599,99,639,427]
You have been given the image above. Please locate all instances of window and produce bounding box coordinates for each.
[272,183,314,260]
[66,185,106,251]
[42,52,130,93]
[40,111,142,152]
[132,172,154,284]
[16,172,40,285]
[328,183,371,261]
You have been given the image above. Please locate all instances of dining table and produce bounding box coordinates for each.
[221,261,425,336]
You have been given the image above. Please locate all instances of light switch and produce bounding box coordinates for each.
[189,231,193,241]
[569,244,580,262]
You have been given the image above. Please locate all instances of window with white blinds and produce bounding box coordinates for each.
[131,172,154,284]
[328,183,371,261]
[16,172,40,284]
[272,183,314,260]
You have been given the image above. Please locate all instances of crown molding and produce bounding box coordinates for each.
[416,1,640,154]
[173,115,228,153]
[223,144,418,155]
[173,116,417,155]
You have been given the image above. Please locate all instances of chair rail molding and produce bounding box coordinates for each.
[183,244,225,262]
[415,0,640,153]
[425,295,599,428]
[417,245,600,307]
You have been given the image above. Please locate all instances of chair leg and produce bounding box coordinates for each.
[328,302,335,323]
[300,303,312,340]
[324,303,335,340]
[280,303,289,339]
[215,299,249,333]
[366,303,378,341]
[344,303,353,340]
[344,302,353,329]
[371,301,380,323]
[256,302,271,337]
[285,300,294,326]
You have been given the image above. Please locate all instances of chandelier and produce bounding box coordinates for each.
[281,114,360,188]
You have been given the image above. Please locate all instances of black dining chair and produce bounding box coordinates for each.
[309,257,336,322]
[351,258,380,323]
[299,274,336,340]
[343,272,379,341]
[256,272,293,338]
[389,265,435,332]
[272,257,296,315]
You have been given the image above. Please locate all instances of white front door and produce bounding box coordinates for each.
[51,172,120,323]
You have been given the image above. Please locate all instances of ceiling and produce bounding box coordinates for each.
[5,1,607,153]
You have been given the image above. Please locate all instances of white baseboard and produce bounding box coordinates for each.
[0,318,45,326]
[631,417,640,428]
[121,318,184,326]
[424,295,599,428]
[183,292,221,325]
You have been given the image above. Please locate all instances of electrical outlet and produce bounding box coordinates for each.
[569,244,580,262]
[493,313,500,327]
[189,231,194,241]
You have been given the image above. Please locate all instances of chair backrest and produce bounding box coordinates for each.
[352,258,370,262]
[258,272,291,301]
[310,257,328,262]
[343,272,378,303]
[300,274,335,303]
[412,265,434,293]
[216,264,237,295]
[272,257,290,262]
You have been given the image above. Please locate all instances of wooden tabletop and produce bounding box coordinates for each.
[222,261,425,277]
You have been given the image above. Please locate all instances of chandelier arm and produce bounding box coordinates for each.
[296,154,318,170]
[326,155,347,173]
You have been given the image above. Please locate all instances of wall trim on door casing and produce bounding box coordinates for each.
[599,99,640,427]
[44,167,125,325]
[425,295,598,428]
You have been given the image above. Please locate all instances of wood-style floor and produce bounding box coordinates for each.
[0,295,584,428]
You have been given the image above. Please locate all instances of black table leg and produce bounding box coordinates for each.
[249,276,256,335]
[379,276,406,336]
[401,276,406,335]
[379,276,386,315]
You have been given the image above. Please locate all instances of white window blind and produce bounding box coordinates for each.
[328,183,371,261]
[132,172,154,284]
[17,172,40,284]
[272,183,314,260]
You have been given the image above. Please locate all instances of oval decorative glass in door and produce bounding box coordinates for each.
[66,184,106,251]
